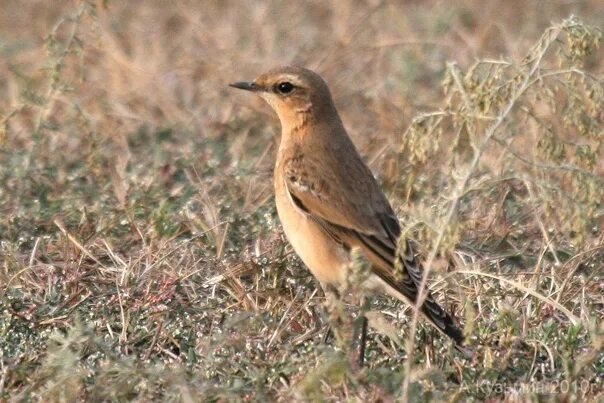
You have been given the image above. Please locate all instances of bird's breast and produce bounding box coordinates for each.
[274,170,349,286]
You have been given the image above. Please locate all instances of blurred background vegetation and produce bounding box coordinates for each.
[1,1,602,401]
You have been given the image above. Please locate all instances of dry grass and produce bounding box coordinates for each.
[1,1,603,401]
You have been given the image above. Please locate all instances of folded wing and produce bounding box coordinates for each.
[282,146,464,345]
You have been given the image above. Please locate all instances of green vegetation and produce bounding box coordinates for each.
[1,1,602,401]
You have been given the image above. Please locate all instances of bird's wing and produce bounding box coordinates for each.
[281,143,405,274]
[282,144,465,345]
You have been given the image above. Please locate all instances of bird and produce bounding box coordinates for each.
[230,66,465,363]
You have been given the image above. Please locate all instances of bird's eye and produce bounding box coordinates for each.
[276,82,295,94]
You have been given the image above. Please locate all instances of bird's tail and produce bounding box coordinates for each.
[370,239,467,347]
[418,289,465,346]
[350,222,468,351]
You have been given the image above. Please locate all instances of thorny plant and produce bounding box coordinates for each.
[399,15,602,402]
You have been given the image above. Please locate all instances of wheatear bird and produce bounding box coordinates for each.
[230,66,464,360]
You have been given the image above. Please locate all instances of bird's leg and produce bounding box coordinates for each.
[322,326,333,344]
[355,315,368,367]
[320,283,343,345]
[311,287,333,344]
[352,295,370,368]
[321,282,369,368]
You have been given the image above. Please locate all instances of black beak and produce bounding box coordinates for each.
[229,81,262,92]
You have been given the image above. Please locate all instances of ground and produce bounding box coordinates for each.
[0,1,603,401]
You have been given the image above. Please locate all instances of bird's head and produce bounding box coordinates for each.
[230,66,338,131]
